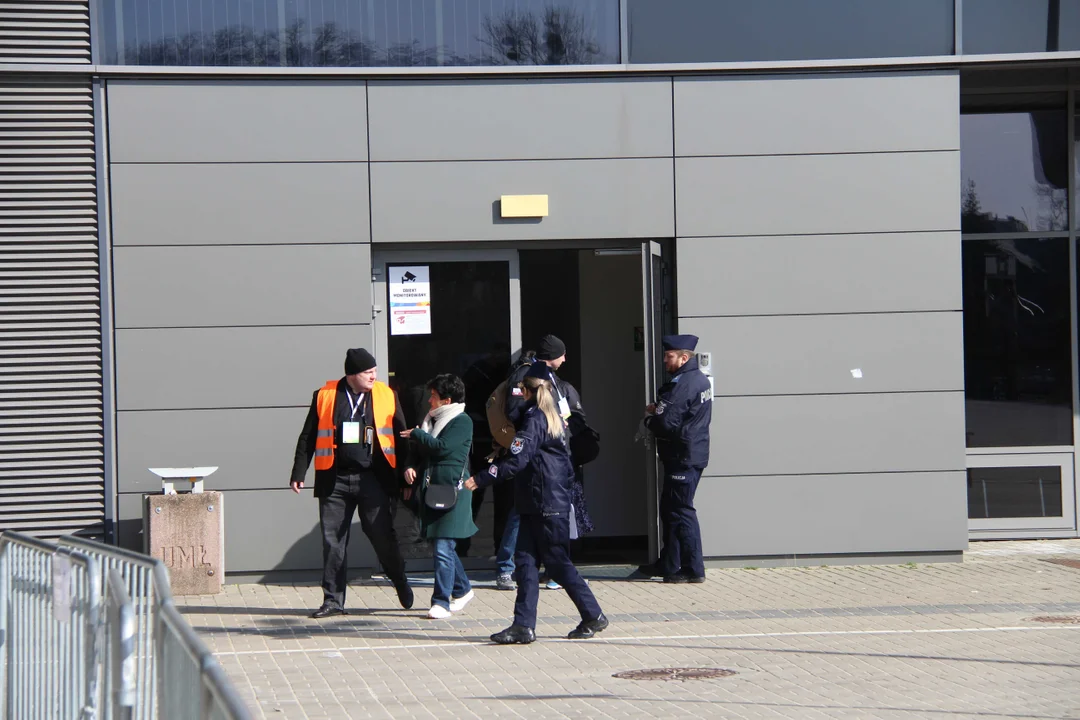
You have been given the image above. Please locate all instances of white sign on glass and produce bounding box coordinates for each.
[389,265,432,336]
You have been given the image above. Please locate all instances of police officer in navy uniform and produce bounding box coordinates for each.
[634,334,712,584]
[465,362,608,644]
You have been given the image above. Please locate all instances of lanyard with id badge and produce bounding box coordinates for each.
[546,368,572,420]
[342,391,374,446]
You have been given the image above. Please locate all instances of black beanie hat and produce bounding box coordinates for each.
[535,335,566,361]
[344,348,377,375]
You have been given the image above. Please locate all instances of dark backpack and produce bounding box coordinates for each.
[567,411,600,466]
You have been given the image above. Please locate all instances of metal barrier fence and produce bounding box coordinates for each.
[1,532,252,720]
[0,532,101,720]
[104,570,136,720]
[59,536,167,720]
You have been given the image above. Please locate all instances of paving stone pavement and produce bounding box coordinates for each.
[178,540,1080,719]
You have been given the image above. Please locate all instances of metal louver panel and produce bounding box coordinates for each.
[0,76,103,540]
[0,1,91,64]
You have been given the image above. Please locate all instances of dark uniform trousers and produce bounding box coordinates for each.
[658,467,704,578]
[513,512,602,629]
[319,470,407,607]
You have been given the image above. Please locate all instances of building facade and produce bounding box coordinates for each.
[3,0,1080,577]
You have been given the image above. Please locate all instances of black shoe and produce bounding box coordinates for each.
[310,602,346,619]
[490,624,536,645]
[396,582,415,610]
[663,573,690,584]
[687,574,706,584]
[568,613,609,640]
[629,563,662,580]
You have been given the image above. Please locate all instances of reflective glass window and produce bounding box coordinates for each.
[967,466,1064,518]
[98,0,619,66]
[962,238,1073,448]
[625,0,954,64]
[961,111,1068,234]
[963,0,1080,54]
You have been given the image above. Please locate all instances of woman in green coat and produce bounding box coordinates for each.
[400,373,478,619]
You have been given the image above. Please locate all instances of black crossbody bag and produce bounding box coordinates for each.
[423,441,471,511]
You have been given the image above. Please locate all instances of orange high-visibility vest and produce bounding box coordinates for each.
[314,380,397,471]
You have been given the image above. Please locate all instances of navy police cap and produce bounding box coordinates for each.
[661,334,699,352]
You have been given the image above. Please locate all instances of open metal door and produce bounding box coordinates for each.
[641,240,665,562]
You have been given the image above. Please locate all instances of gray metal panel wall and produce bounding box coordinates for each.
[113,245,372,328]
[367,79,675,242]
[110,163,370,246]
[368,78,673,161]
[107,81,373,574]
[0,76,104,540]
[696,472,968,557]
[677,233,962,316]
[674,73,959,156]
[370,158,673,242]
[107,81,368,162]
[673,72,966,556]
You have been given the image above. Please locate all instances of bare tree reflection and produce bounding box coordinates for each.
[123,4,614,67]
[480,6,608,65]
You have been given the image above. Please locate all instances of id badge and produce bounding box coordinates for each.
[558,397,571,419]
[342,421,361,444]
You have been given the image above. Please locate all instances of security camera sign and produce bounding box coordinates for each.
[388,265,431,336]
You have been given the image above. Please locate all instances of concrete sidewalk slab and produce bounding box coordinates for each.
[179,540,1080,719]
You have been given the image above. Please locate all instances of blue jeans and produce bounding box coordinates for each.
[432,538,471,610]
[496,509,520,576]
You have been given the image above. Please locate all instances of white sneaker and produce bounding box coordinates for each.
[427,604,452,619]
[449,589,474,612]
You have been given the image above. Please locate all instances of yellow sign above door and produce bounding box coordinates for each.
[500,194,549,218]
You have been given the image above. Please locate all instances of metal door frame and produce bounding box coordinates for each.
[641,239,664,562]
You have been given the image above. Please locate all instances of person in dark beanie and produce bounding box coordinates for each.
[494,334,595,592]
[291,348,414,617]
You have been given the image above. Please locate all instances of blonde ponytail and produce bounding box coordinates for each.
[523,377,566,439]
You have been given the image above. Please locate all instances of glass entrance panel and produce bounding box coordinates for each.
[967,453,1076,537]
[373,250,521,561]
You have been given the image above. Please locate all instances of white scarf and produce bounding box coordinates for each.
[421,402,466,438]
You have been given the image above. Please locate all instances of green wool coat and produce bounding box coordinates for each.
[407,413,478,540]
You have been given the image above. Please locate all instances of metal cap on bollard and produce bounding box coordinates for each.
[148,467,218,495]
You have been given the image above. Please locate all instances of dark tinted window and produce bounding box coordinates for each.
[964,0,1080,54]
[626,0,954,64]
[962,238,1073,448]
[961,111,1068,233]
[98,0,619,66]
[967,466,1063,518]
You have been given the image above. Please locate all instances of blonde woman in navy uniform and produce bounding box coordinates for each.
[465,362,608,644]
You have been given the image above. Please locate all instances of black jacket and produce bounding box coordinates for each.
[290,378,408,498]
[645,357,712,471]
[476,403,574,517]
[505,360,586,426]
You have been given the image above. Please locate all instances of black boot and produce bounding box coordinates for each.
[491,624,536,645]
[568,613,609,639]
[396,581,415,610]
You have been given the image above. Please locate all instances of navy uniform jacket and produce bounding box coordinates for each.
[476,405,574,516]
[645,356,712,471]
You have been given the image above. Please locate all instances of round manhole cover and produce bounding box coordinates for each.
[1029,615,1080,624]
[613,667,736,681]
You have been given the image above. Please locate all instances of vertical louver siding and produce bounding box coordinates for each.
[0,1,91,65]
[0,77,103,540]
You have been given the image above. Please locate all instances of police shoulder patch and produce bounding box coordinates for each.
[510,438,525,454]
[488,464,499,477]
[655,401,667,415]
